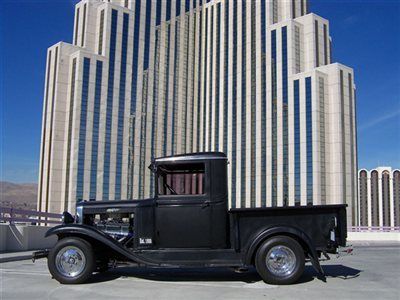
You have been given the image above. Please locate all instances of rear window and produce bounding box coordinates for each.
[157,163,205,196]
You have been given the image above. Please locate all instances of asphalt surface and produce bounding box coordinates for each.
[1,243,399,300]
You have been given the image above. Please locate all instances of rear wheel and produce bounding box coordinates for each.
[255,236,305,285]
[48,237,95,284]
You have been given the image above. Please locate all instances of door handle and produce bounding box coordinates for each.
[202,200,211,208]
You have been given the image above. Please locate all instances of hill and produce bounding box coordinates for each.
[0,181,38,210]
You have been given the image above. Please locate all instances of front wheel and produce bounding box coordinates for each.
[255,236,305,285]
[48,237,95,284]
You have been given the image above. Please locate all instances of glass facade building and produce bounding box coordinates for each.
[38,0,358,226]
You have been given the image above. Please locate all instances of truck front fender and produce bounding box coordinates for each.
[45,224,158,266]
[245,226,325,277]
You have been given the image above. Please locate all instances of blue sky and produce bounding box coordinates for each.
[1,0,399,183]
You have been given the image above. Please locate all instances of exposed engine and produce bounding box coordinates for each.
[94,213,134,247]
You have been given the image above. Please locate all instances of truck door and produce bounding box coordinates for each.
[155,162,212,248]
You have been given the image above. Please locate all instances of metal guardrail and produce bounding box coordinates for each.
[0,206,62,225]
[349,226,400,232]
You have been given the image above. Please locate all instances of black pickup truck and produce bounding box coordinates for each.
[35,152,349,285]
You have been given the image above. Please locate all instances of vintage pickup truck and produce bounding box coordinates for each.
[34,152,350,285]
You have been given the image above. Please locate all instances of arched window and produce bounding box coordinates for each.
[371,171,379,226]
[393,171,400,226]
[359,171,368,226]
[381,170,391,226]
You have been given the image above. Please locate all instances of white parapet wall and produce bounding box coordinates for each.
[0,224,57,252]
[348,231,400,242]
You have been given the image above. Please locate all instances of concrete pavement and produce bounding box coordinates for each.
[1,243,399,300]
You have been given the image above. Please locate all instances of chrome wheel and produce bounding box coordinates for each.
[55,246,86,278]
[265,245,296,277]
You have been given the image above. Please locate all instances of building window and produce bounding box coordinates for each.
[157,163,205,196]
[319,77,326,204]
[231,0,238,208]
[98,10,104,55]
[103,9,118,200]
[323,24,328,65]
[294,26,301,73]
[241,1,246,206]
[271,29,277,206]
[340,70,346,204]
[382,170,391,226]
[272,0,278,24]
[393,170,400,226]
[89,60,103,201]
[359,170,368,226]
[115,13,130,200]
[294,79,300,205]
[315,20,319,67]
[282,26,288,206]
[74,8,80,45]
[371,170,379,226]
[261,0,267,207]
[306,77,313,205]
[76,57,91,202]
[81,3,87,47]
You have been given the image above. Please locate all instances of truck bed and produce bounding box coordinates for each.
[229,204,347,253]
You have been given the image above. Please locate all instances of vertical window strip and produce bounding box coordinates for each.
[76,57,91,201]
[176,0,181,17]
[163,25,171,155]
[45,47,58,214]
[202,9,209,151]
[115,13,129,200]
[208,7,214,151]
[171,21,180,154]
[319,77,326,204]
[215,4,221,151]
[271,29,277,206]
[231,0,237,208]
[150,30,160,195]
[295,26,301,73]
[74,8,80,46]
[250,0,256,207]
[81,3,87,47]
[301,0,304,16]
[139,72,149,198]
[65,58,77,208]
[98,10,105,55]
[261,0,267,207]
[340,70,346,206]
[272,0,278,24]
[89,60,103,200]
[166,0,171,21]
[282,26,289,206]
[323,24,328,65]
[144,0,152,70]
[196,12,203,152]
[103,10,118,200]
[128,2,141,198]
[240,1,246,206]
[124,0,128,8]
[292,0,296,19]
[315,20,319,67]
[185,0,190,12]
[223,0,229,154]
[306,77,313,205]
[348,73,356,224]
[38,51,52,212]
[156,0,162,26]
[294,79,301,205]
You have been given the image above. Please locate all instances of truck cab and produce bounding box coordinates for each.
[37,152,349,285]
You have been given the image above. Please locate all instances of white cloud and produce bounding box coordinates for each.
[359,109,400,131]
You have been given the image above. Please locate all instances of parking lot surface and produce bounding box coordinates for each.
[1,243,399,300]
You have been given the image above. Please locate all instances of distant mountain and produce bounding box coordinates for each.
[0,181,38,210]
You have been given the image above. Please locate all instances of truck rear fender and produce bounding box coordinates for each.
[45,224,158,266]
[245,226,324,277]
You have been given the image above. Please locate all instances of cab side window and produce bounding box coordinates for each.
[157,163,205,196]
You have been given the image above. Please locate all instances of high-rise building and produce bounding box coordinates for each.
[358,167,400,227]
[37,0,358,226]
